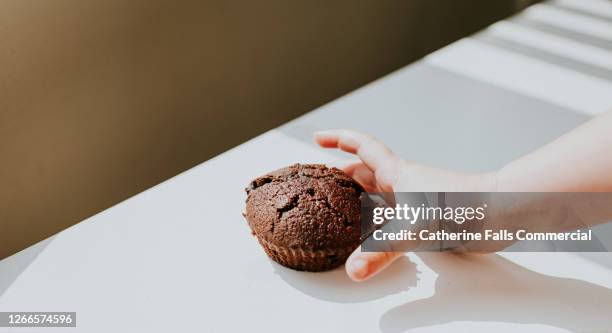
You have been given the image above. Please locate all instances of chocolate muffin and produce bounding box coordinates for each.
[245,164,363,272]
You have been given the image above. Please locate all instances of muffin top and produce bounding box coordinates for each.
[245,164,363,250]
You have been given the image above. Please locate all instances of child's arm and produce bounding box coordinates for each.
[315,110,612,281]
[498,111,612,192]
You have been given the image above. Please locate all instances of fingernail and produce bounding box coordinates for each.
[349,258,368,280]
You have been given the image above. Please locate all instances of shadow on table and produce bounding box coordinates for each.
[575,252,612,271]
[380,253,612,333]
[0,236,56,298]
[274,256,419,303]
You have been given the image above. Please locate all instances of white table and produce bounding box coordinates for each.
[2,0,612,331]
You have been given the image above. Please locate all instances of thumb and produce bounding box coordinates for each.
[345,247,403,282]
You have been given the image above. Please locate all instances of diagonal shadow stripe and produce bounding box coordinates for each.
[476,34,612,82]
[549,2,612,24]
[512,16,612,51]
[0,236,56,298]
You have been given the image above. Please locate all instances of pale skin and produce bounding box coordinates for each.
[314,110,612,282]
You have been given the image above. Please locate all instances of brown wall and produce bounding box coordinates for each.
[0,0,523,259]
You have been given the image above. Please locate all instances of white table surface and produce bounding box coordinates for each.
[2,0,612,331]
[1,130,611,332]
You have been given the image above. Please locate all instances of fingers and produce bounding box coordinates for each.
[315,129,396,171]
[315,130,399,190]
[316,130,404,280]
[341,162,377,192]
[345,247,403,282]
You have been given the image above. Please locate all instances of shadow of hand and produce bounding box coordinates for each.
[380,253,612,332]
[274,256,419,303]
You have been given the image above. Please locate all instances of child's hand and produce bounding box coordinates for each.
[315,129,497,281]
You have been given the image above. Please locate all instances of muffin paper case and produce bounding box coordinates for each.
[256,236,357,272]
